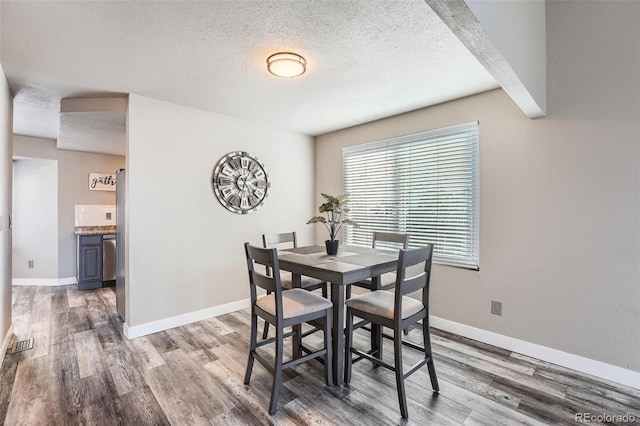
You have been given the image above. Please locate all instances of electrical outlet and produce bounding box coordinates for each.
[491,300,502,316]
[106,212,112,220]
[28,260,34,269]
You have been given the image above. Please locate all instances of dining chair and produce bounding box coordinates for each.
[345,231,409,299]
[244,243,333,415]
[344,245,439,419]
[261,231,328,339]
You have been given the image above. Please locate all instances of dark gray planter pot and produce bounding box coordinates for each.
[325,239,339,255]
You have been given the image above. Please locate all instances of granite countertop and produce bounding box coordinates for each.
[74,225,116,235]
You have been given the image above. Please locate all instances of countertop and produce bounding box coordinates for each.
[74,225,116,236]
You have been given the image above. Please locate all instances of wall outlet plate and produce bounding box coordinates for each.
[491,300,502,316]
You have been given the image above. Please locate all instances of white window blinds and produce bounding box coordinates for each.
[342,122,479,269]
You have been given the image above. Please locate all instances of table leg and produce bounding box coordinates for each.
[292,273,302,359]
[370,275,382,360]
[330,281,344,384]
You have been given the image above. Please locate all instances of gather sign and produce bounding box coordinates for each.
[89,173,116,191]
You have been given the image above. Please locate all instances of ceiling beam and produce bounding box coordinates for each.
[58,97,127,156]
[426,0,546,118]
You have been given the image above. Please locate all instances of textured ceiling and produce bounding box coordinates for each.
[1,0,499,156]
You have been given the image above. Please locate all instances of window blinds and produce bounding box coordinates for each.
[342,122,479,269]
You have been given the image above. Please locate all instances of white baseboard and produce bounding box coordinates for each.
[123,298,252,339]
[430,316,640,390]
[116,300,639,390]
[12,277,77,286]
[0,322,14,368]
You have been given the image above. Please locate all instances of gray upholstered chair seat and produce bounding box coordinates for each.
[279,273,325,290]
[345,290,424,320]
[257,288,333,319]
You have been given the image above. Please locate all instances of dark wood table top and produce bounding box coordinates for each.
[277,244,398,285]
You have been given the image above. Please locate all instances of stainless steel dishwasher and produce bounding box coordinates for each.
[103,234,117,284]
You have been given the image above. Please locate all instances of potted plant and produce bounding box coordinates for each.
[307,193,359,255]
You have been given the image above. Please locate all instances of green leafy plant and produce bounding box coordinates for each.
[307,193,359,241]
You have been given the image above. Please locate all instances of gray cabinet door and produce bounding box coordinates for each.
[77,235,103,290]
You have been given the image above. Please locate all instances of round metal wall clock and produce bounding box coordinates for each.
[212,151,270,214]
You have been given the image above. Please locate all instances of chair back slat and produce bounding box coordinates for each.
[372,231,409,250]
[395,245,433,299]
[252,270,278,293]
[262,232,298,276]
[263,232,297,248]
[245,242,283,296]
[400,271,427,295]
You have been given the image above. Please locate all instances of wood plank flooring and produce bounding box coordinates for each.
[1,285,639,425]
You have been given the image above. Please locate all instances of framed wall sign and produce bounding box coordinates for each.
[89,173,117,191]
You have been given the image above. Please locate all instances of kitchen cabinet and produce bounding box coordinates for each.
[77,234,103,290]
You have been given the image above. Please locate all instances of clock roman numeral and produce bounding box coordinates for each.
[240,197,249,209]
[249,162,260,173]
[229,159,241,170]
[222,187,234,198]
[218,177,233,186]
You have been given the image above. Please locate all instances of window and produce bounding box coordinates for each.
[342,122,479,269]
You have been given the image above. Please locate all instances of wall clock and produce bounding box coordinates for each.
[212,151,270,214]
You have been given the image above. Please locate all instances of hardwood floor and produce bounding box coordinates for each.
[1,285,638,425]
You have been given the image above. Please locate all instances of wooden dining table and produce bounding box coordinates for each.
[277,244,399,384]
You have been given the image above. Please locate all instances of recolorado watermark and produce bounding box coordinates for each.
[575,412,636,423]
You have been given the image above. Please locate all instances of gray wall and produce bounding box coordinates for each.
[13,136,125,279]
[0,65,13,352]
[314,1,640,372]
[126,95,316,328]
[12,158,58,278]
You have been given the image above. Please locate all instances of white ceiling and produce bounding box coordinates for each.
[1,0,499,156]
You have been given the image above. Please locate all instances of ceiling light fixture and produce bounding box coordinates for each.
[266,52,306,78]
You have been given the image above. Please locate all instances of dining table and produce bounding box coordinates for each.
[277,244,400,384]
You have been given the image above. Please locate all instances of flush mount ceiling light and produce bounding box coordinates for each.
[266,52,306,78]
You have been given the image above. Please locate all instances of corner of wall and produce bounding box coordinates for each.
[0,64,14,360]
[0,322,14,368]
